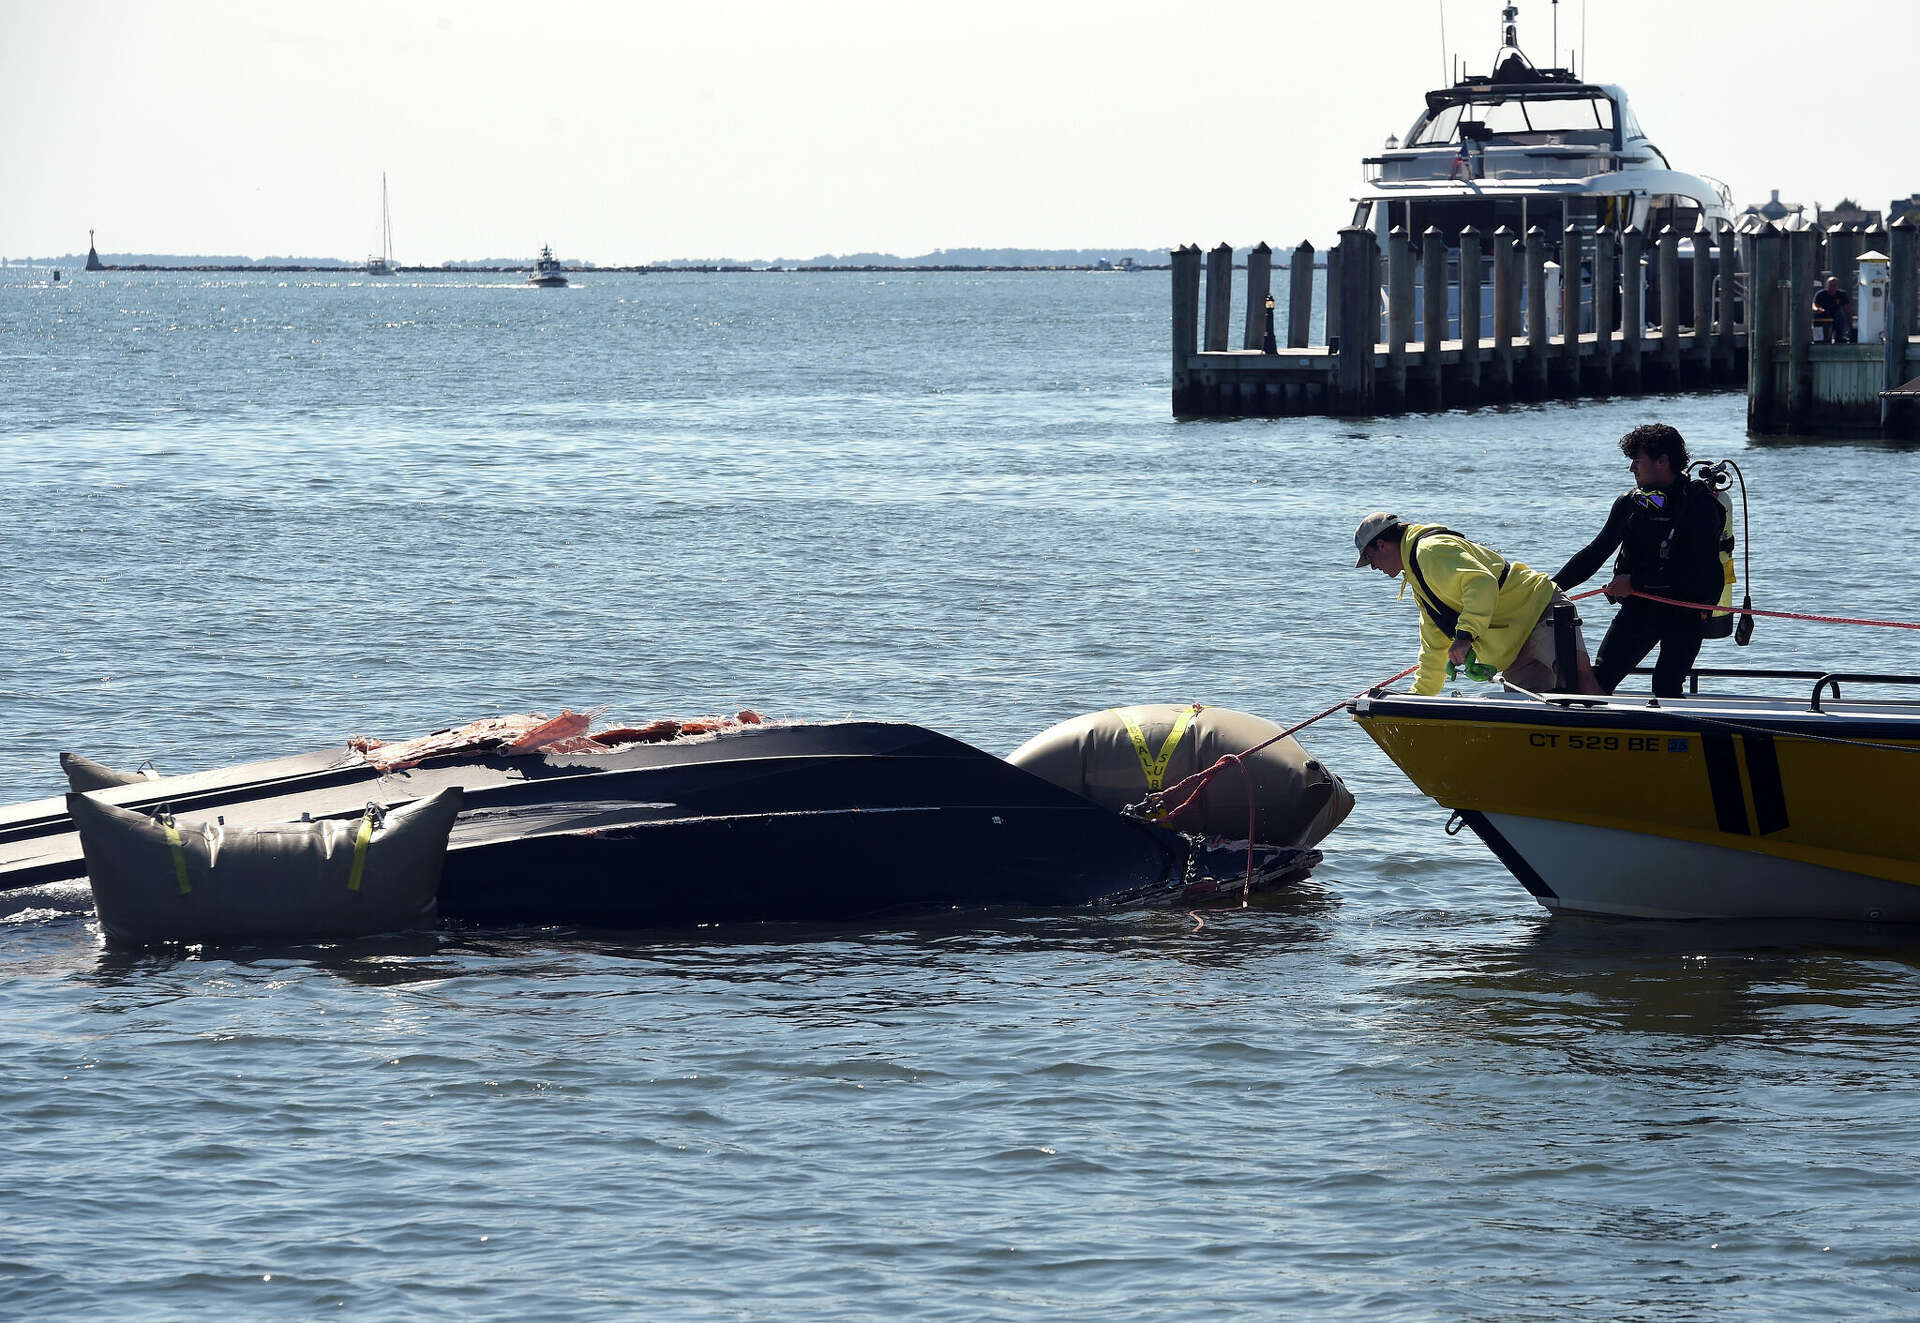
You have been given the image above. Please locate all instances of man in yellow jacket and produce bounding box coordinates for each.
[1354,513,1601,697]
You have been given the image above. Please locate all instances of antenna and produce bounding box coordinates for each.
[1438,0,1449,86]
[1552,0,1560,68]
[1581,0,1588,77]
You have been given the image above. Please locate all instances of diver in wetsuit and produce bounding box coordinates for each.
[1553,423,1726,698]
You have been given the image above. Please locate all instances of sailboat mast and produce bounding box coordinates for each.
[382,172,395,267]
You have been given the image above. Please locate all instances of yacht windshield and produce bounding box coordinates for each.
[1409,95,1616,147]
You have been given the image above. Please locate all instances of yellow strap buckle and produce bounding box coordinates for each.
[1116,704,1204,799]
[161,819,191,895]
[346,807,379,893]
[345,798,385,890]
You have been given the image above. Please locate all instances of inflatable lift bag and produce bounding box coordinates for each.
[69,787,464,945]
[1007,705,1354,849]
[60,751,157,793]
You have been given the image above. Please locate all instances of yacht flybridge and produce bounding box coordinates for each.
[1353,4,1733,252]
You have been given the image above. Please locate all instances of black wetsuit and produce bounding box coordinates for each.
[1553,479,1725,697]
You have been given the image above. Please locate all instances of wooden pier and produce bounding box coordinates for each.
[1173,216,1920,439]
[1745,217,1919,439]
[1172,222,1748,418]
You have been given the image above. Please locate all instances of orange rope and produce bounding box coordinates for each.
[1626,588,1920,632]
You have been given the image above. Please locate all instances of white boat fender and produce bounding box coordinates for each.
[68,787,464,946]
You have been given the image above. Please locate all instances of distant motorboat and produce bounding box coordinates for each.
[366,173,399,276]
[529,245,568,287]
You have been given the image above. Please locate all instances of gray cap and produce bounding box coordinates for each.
[1353,512,1399,566]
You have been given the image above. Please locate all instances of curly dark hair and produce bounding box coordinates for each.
[1618,423,1689,470]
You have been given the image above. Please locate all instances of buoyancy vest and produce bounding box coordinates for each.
[1404,527,1510,638]
[1619,478,1723,602]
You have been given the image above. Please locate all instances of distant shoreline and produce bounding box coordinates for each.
[72,263,1178,275]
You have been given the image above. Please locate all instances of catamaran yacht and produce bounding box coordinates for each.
[1352,4,1734,332]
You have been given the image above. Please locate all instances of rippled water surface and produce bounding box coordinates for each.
[6,270,1920,1319]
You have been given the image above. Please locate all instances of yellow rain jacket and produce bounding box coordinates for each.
[1396,523,1557,696]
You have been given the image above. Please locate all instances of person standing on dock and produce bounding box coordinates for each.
[1813,277,1853,344]
[1553,424,1726,698]
[1354,514,1600,697]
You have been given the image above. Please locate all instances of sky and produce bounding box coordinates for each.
[3,0,1916,264]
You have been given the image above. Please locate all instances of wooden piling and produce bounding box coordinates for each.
[1204,243,1233,352]
[1422,226,1446,408]
[1788,223,1814,426]
[1326,246,1343,348]
[1171,245,1201,416]
[1287,241,1314,349]
[1657,227,1681,386]
[1243,242,1272,351]
[1718,223,1741,376]
[1459,226,1483,407]
[1334,227,1377,413]
[1827,224,1862,334]
[1386,225,1412,410]
[1561,222,1583,391]
[1746,223,1780,431]
[1620,228,1645,393]
[1592,226,1616,394]
[1888,218,1917,396]
[1491,225,1516,401]
[1524,226,1549,397]
[1691,217,1714,376]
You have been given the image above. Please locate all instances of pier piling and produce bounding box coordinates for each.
[1561,222,1583,390]
[1243,243,1272,351]
[1691,217,1715,376]
[1204,243,1233,352]
[1334,227,1377,413]
[1788,223,1815,426]
[1620,228,1645,394]
[1459,225,1483,407]
[1422,227,1447,408]
[1524,227,1549,397]
[1491,225,1516,401]
[1387,226,1413,410]
[1287,241,1314,349]
[1593,227,1617,394]
[1171,245,1201,415]
[1746,223,1780,430]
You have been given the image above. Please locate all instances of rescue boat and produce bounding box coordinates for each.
[1351,670,1920,921]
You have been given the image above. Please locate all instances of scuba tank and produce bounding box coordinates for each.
[1689,459,1755,646]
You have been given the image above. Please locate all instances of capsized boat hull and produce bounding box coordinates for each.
[1352,688,1920,921]
[2,721,1302,927]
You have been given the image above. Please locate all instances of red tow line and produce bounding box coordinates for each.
[1626,588,1920,631]
[1158,588,1614,911]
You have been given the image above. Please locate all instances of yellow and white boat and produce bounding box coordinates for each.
[1351,670,1920,920]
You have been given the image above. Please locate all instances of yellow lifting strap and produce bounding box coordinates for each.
[162,821,191,895]
[1116,704,1204,795]
[347,812,375,893]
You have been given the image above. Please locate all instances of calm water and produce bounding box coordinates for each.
[5,269,1920,1319]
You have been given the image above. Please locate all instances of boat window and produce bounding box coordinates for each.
[1411,95,1615,146]
[1408,105,1463,146]
[1647,194,1704,235]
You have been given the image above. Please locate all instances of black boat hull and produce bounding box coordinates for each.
[1,721,1263,928]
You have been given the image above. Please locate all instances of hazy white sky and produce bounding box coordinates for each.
[4,0,1915,262]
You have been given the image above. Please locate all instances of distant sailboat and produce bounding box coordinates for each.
[367,174,398,276]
